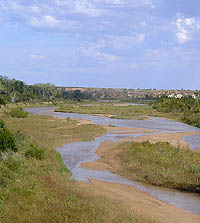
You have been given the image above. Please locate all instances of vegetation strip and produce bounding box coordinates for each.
[55,102,159,120]
[56,97,200,129]
[153,98,200,128]
[0,108,153,223]
[109,141,200,193]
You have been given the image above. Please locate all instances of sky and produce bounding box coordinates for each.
[0,0,200,89]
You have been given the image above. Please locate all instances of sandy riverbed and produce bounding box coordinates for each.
[81,131,200,223]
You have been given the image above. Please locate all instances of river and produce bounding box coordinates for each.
[26,107,200,216]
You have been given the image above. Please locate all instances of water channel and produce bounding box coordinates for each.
[26,107,200,216]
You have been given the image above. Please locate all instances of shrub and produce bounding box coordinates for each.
[0,97,6,105]
[153,98,200,128]
[117,141,200,192]
[0,119,5,128]
[0,119,17,153]
[4,155,21,172]
[9,107,28,118]
[25,144,45,160]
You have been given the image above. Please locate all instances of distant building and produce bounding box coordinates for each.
[168,94,175,98]
[192,94,197,99]
[175,94,183,99]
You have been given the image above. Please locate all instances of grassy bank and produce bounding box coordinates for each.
[0,110,153,223]
[55,102,161,120]
[107,141,200,193]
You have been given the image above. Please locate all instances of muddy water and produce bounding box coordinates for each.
[26,107,200,216]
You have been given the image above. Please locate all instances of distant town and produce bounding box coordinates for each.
[0,75,199,103]
[59,87,199,100]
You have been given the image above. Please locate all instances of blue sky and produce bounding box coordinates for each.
[0,0,200,89]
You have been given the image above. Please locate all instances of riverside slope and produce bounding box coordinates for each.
[26,107,200,223]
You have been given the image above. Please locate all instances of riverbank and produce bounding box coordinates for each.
[80,131,200,222]
[55,102,162,120]
[81,179,200,223]
[82,130,200,191]
[6,106,200,223]
[116,141,200,192]
[55,101,190,123]
[1,112,148,223]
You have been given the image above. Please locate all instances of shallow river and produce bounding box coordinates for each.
[26,107,200,216]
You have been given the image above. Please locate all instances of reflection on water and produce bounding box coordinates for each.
[26,107,200,216]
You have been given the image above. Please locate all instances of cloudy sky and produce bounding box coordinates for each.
[0,0,200,89]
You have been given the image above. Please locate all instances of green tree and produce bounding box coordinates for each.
[0,119,17,152]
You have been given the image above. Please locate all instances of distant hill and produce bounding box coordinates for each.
[57,86,199,101]
[0,75,199,104]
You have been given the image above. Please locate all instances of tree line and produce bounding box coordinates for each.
[153,97,200,128]
[0,76,94,104]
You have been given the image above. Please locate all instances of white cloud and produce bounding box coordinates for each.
[136,33,145,42]
[102,53,118,62]
[73,0,103,17]
[105,0,124,8]
[104,0,154,8]
[142,0,154,8]
[0,0,156,35]
[30,16,61,28]
[81,41,119,62]
[175,16,200,44]
[29,15,78,30]
[176,30,189,44]
[185,17,195,26]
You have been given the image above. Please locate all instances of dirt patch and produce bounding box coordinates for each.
[105,126,148,132]
[82,161,111,171]
[81,131,200,222]
[92,113,116,118]
[110,130,157,135]
[76,119,93,125]
[80,179,200,223]
[81,140,114,171]
[123,131,200,148]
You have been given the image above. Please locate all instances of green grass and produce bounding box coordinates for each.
[0,110,153,223]
[0,100,183,122]
[55,103,156,119]
[55,101,184,121]
[113,141,200,192]
[4,114,106,148]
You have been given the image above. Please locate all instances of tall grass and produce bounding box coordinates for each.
[0,112,152,223]
[56,103,157,119]
[115,141,200,192]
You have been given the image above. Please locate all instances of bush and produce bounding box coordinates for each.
[25,144,45,160]
[117,141,200,192]
[0,96,6,106]
[153,98,200,127]
[0,119,17,153]
[4,155,21,172]
[9,107,28,118]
